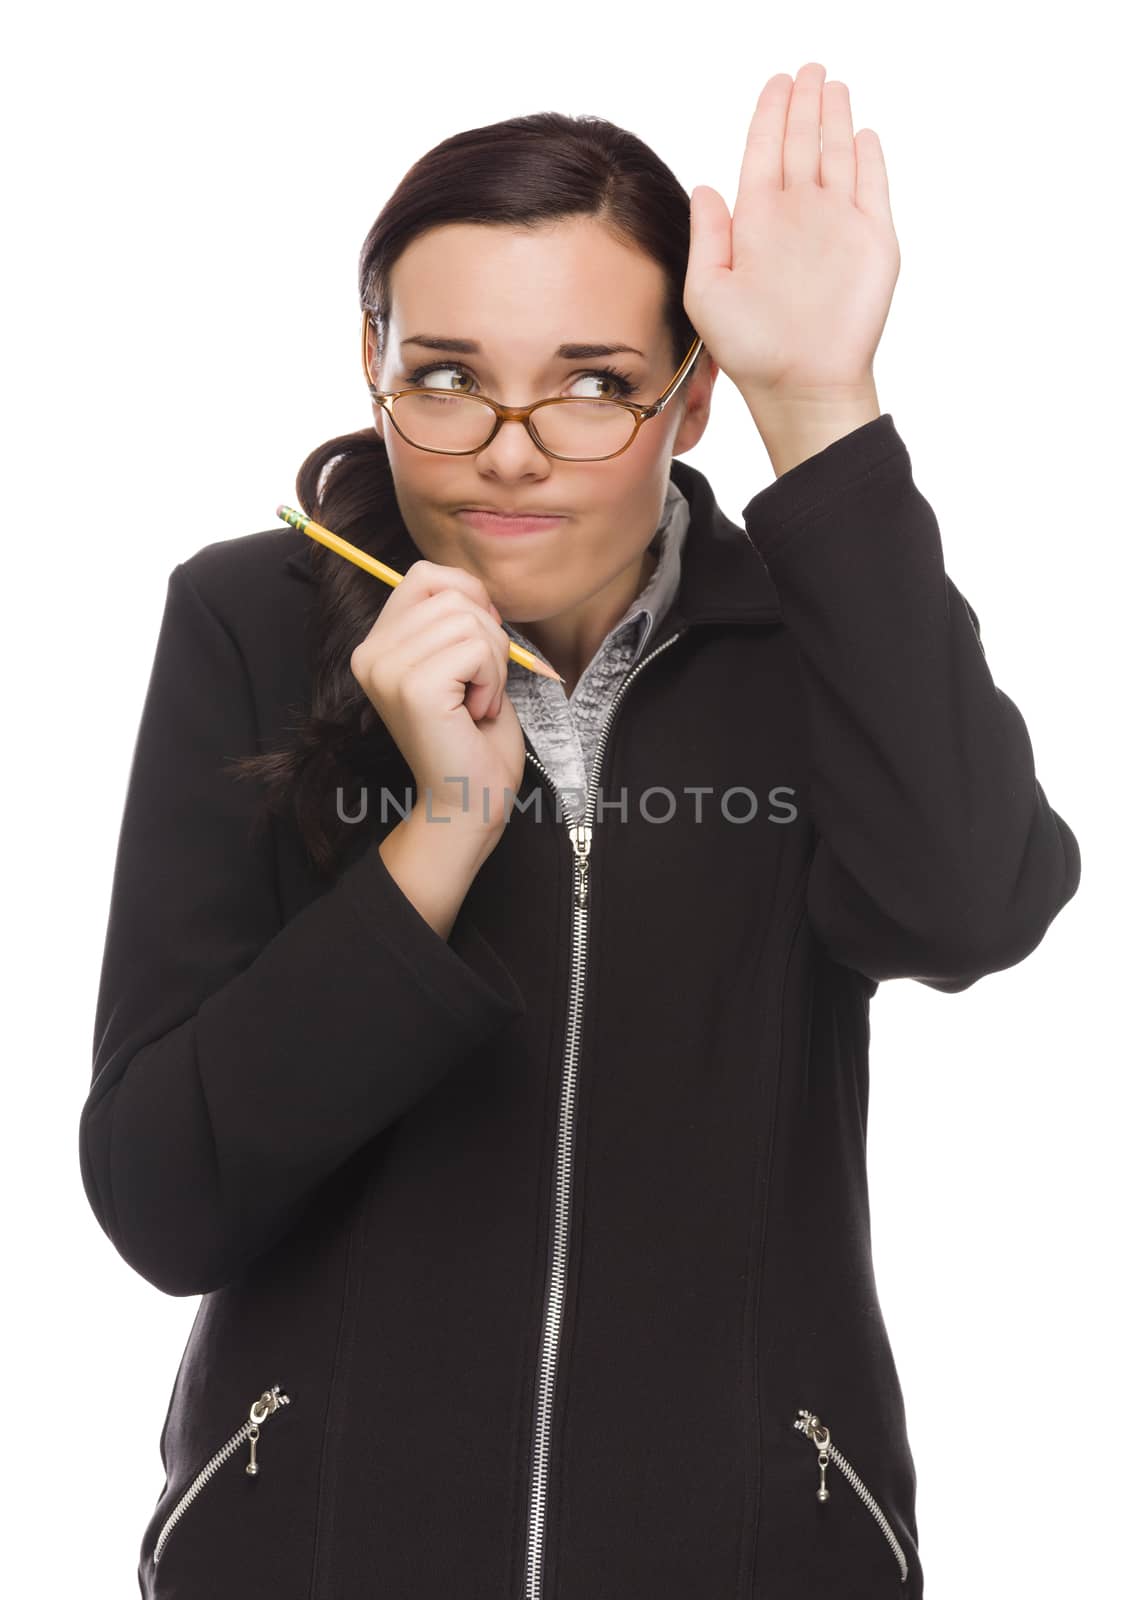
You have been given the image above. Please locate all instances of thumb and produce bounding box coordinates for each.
[688,186,733,282]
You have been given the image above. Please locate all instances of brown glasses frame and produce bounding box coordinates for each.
[360,306,704,462]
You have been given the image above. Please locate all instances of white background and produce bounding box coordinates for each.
[4,1,1118,1595]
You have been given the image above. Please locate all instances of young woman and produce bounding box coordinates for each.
[80,65,1080,1600]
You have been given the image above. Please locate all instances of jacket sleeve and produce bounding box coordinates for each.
[741,413,1081,991]
[80,560,527,1298]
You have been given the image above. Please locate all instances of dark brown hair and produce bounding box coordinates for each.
[231,110,699,879]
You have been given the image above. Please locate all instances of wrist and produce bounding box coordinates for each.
[380,806,501,944]
[404,796,506,858]
[739,381,882,478]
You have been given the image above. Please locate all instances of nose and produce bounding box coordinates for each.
[474,415,553,473]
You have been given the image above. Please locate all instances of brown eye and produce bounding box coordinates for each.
[406,362,475,392]
[568,372,617,400]
[569,365,639,400]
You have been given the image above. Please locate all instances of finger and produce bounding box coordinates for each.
[397,558,498,621]
[492,631,511,702]
[412,588,501,631]
[479,614,510,719]
[388,588,509,663]
[854,128,893,222]
[687,184,733,283]
[820,79,856,199]
[782,61,827,188]
[736,72,792,199]
[482,622,512,719]
[394,609,500,682]
[411,636,499,718]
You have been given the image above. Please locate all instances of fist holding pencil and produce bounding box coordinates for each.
[277,505,558,830]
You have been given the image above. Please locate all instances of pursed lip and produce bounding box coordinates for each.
[457,505,568,517]
[455,507,569,537]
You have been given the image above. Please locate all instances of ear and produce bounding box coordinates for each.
[670,350,719,456]
[365,319,380,381]
[365,323,386,442]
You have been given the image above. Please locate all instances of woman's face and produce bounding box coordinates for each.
[366,215,717,662]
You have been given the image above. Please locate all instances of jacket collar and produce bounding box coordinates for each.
[282,456,782,632]
[662,456,781,629]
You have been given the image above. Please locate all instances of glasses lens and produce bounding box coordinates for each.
[392,392,496,452]
[390,393,635,459]
[533,399,637,460]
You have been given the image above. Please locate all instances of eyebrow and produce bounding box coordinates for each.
[401,334,646,360]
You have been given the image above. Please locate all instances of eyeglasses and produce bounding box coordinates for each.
[360,306,703,463]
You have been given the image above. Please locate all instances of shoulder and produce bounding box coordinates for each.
[168,529,315,703]
[163,527,317,726]
[175,526,313,636]
[179,525,309,602]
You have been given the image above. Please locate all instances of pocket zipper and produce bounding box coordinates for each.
[153,1384,291,1565]
[793,1407,909,1585]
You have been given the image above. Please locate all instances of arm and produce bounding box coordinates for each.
[79,561,525,1297]
[741,412,1081,990]
[379,810,501,943]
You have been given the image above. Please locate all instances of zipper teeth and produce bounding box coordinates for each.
[794,1410,909,1583]
[153,1385,290,1565]
[522,630,683,1600]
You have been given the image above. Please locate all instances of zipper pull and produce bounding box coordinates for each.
[794,1409,832,1501]
[244,1386,288,1476]
[568,823,591,908]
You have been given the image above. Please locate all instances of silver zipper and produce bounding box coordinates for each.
[520,629,683,1600]
[153,1384,291,1565]
[793,1408,909,1584]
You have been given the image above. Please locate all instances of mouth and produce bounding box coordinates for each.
[455,508,567,537]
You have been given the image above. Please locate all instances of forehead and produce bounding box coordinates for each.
[386,218,668,349]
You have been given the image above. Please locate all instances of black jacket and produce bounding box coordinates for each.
[80,414,1080,1599]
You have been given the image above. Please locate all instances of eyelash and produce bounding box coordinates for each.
[402,359,640,399]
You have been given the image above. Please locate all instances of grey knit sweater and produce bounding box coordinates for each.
[499,474,690,819]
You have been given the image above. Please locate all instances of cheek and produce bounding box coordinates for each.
[380,462,460,564]
[588,444,670,539]
[585,451,658,519]
[385,449,456,520]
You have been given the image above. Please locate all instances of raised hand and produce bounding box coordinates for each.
[684,63,900,416]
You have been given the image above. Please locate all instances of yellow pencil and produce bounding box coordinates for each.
[275,505,565,684]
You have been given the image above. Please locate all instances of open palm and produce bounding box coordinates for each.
[685,64,901,400]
